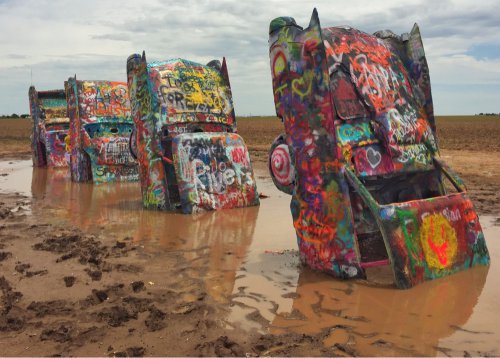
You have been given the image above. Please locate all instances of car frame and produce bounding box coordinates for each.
[28,86,70,167]
[268,9,489,288]
[126,53,259,213]
[65,77,138,184]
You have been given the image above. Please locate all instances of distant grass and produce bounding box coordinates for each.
[0,118,31,139]
[237,116,283,151]
[436,115,500,152]
[0,118,31,157]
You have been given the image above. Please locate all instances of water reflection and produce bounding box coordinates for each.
[269,265,488,356]
[30,166,259,303]
[231,232,492,356]
[31,167,141,231]
[136,206,259,302]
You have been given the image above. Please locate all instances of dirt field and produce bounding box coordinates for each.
[0,118,32,158]
[0,115,499,356]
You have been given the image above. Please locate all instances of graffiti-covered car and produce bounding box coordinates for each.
[28,86,70,167]
[65,77,138,184]
[268,9,489,288]
[126,53,259,213]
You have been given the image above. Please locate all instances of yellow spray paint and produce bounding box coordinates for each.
[420,213,457,270]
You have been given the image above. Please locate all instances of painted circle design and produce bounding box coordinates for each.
[419,213,458,270]
[272,52,286,77]
[271,144,294,186]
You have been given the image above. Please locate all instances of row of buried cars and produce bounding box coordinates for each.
[30,56,259,214]
[28,9,489,289]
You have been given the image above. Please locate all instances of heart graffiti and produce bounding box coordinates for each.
[366,147,382,169]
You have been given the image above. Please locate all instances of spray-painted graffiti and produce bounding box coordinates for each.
[127,53,258,212]
[78,81,130,119]
[270,145,293,185]
[28,86,70,168]
[157,68,225,114]
[377,193,489,287]
[66,77,138,184]
[148,58,235,125]
[268,9,489,288]
[173,133,258,213]
[268,135,295,194]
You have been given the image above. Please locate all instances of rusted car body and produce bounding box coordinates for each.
[28,86,70,167]
[127,53,259,213]
[268,9,489,288]
[65,77,138,184]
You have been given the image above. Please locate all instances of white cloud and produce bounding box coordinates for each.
[0,0,499,115]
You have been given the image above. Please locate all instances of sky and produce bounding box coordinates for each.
[1,0,499,116]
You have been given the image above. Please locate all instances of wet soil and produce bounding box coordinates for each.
[0,192,248,356]
[0,165,499,356]
[0,190,363,356]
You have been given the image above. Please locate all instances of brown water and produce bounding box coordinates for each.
[1,159,500,356]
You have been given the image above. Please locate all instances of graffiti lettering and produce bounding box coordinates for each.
[79,81,130,118]
[192,159,253,194]
[155,65,228,116]
[181,137,226,161]
[397,144,429,165]
[159,87,219,113]
[350,53,406,111]
[230,147,249,166]
[441,208,461,222]
[100,140,134,165]
[173,133,258,212]
[337,122,373,145]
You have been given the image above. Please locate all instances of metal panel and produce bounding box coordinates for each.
[173,133,259,214]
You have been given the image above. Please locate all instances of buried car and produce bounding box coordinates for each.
[126,53,259,213]
[28,86,70,167]
[268,9,489,288]
[65,77,138,184]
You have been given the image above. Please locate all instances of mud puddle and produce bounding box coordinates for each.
[0,160,33,196]
[1,159,500,356]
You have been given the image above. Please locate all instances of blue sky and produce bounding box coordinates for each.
[1,0,499,116]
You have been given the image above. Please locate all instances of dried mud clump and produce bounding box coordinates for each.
[0,251,12,261]
[0,276,24,332]
[85,268,103,281]
[97,306,138,327]
[130,281,145,292]
[195,335,245,357]
[40,323,74,343]
[63,276,76,287]
[14,262,47,277]
[33,233,108,268]
[0,207,11,219]
[144,306,166,331]
[27,300,73,318]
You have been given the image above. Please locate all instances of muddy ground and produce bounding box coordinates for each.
[0,180,347,356]
[0,116,499,356]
